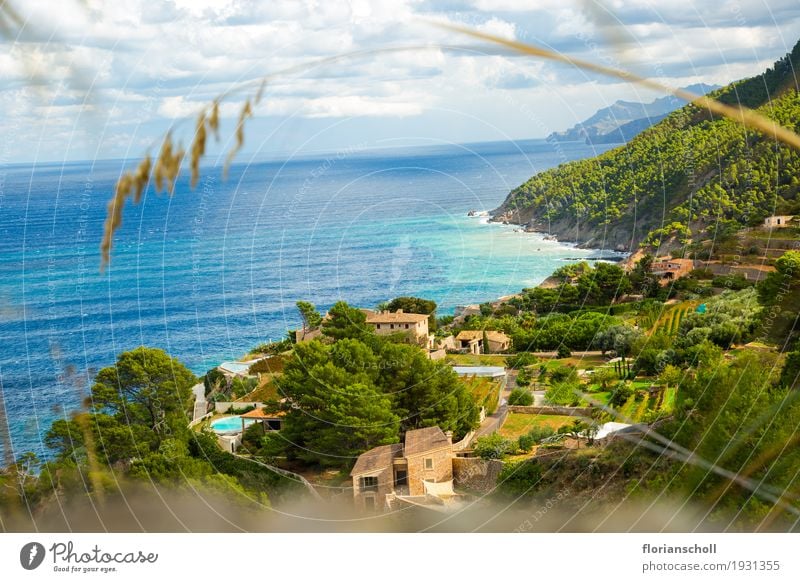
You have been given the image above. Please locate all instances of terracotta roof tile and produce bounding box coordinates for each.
[365,311,429,324]
[350,443,403,476]
[455,330,509,343]
[404,427,450,457]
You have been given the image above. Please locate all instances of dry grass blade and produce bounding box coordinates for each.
[73,410,105,503]
[153,133,184,195]
[208,100,220,140]
[255,80,266,105]
[132,155,151,204]
[0,1,23,39]
[100,174,132,270]
[431,21,800,151]
[190,112,207,188]
[100,141,171,270]
[224,98,253,178]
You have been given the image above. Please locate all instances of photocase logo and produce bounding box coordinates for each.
[19,542,46,570]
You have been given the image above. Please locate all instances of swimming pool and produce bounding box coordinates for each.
[210,416,256,434]
[218,361,253,375]
[452,366,506,378]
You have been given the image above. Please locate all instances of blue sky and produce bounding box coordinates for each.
[1,0,798,163]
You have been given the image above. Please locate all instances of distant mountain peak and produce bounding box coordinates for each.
[548,83,720,144]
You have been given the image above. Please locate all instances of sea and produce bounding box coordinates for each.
[0,138,617,460]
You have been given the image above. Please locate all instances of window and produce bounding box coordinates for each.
[360,476,378,491]
[405,324,409,329]
[424,458,434,470]
[390,324,394,329]
[376,324,381,329]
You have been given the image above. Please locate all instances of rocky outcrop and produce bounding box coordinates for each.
[489,208,638,253]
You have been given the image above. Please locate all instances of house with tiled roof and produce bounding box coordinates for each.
[350,426,457,511]
[364,309,432,348]
[764,215,794,228]
[650,257,694,285]
[455,329,511,354]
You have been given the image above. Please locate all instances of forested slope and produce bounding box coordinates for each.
[494,40,800,252]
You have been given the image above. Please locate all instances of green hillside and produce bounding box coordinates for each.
[494,40,800,252]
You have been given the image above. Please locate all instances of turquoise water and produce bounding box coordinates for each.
[211,416,255,434]
[0,138,616,458]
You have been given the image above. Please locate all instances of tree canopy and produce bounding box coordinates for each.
[276,335,479,467]
[321,301,369,341]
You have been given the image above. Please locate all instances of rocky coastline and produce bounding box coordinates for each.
[488,206,634,254]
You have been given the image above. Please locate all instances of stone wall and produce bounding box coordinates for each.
[694,261,773,282]
[452,431,476,451]
[452,457,503,494]
[406,446,453,496]
[508,405,593,417]
[352,466,394,512]
[213,401,265,413]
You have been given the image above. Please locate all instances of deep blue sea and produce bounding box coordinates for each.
[0,138,615,459]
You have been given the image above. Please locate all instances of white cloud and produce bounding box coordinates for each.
[476,16,517,40]
[300,94,425,117]
[0,0,797,162]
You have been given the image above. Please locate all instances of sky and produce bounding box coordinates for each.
[0,0,798,163]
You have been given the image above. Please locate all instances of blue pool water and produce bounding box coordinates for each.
[0,138,616,459]
[211,416,256,434]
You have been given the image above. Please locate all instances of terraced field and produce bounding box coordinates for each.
[649,300,699,336]
[616,383,677,422]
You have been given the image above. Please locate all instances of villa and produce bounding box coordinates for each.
[764,215,794,228]
[364,309,433,348]
[350,426,458,511]
[454,330,511,354]
[650,257,694,285]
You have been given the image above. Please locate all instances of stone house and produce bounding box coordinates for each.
[764,215,795,228]
[650,257,694,285]
[364,309,432,347]
[350,426,456,511]
[454,330,511,354]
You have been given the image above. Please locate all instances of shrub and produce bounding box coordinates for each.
[688,268,714,280]
[549,364,578,384]
[241,422,264,450]
[515,368,533,387]
[711,274,753,290]
[545,380,581,406]
[509,388,534,406]
[497,460,542,497]
[250,339,292,355]
[505,439,520,456]
[473,433,514,460]
[225,405,256,414]
[258,432,287,462]
[517,434,536,452]
[527,425,556,442]
[203,368,227,395]
[557,345,572,358]
[609,381,634,407]
[437,315,454,327]
[506,352,539,369]
[248,356,286,375]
